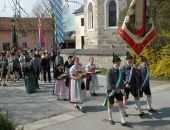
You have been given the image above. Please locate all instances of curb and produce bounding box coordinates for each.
[18,111,85,130]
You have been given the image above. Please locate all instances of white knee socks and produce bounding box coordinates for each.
[119,108,126,124]
[108,108,113,120]
[147,97,152,110]
[135,100,142,114]
[123,100,127,108]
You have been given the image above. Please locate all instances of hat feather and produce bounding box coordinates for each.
[126,52,130,56]
[112,52,115,56]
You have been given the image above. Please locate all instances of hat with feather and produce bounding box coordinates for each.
[126,52,133,60]
[112,52,121,62]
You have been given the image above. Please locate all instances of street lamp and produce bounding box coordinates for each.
[11,18,18,50]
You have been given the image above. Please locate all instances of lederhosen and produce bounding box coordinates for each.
[138,66,151,97]
[122,64,139,99]
[106,67,123,104]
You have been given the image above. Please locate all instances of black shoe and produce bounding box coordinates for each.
[94,93,97,96]
[109,120,115,125]
[90,93,94,96]
[121,122,131,127]
[80,108,86,113]
[139,112,146,118]
[63,99,68,101]
[148,108,157,113]
[74,104,80,110]
[3,84,7,87]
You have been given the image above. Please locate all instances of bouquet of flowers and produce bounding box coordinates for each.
[60,73,68,79]
[74,71,86,79]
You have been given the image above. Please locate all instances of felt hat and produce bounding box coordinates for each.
[140,55,148,62]
[112,52,121,62]
[126,52,133,60]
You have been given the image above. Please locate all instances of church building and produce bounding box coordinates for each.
[74,0,131,49]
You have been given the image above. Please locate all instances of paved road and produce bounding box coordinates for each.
[0,76,170,130]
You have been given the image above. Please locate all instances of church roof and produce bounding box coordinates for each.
[73,6,84,14]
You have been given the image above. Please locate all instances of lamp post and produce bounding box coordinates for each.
[11,18,18,50]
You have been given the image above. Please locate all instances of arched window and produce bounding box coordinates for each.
[105,0,117,28]
[88,3,93,30]
[108,1,117,26]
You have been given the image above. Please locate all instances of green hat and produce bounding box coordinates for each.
[140,55,147,62]
[112,52,121,62]
[126,52,133,60]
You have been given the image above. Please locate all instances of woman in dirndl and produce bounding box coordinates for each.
[24,57,37,93]
[53,63,67,101]
[85,57,99,96]
[70,57,86,113]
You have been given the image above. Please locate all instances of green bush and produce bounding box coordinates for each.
[97,67,107,76]
[0,112,24,130]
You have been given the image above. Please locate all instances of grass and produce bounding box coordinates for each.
[97,67,107,76]
[0,112,24,130]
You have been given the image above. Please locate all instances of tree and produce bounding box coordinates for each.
[31,0,72,32]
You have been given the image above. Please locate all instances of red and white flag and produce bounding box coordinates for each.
[119,0,156,55]
[38,15,46,48]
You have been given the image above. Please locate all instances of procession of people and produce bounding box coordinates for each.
[0,48,157,127]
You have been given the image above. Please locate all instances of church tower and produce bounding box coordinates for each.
[84,0,127,48]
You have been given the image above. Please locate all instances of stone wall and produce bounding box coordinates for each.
[61,54,126,69]
[60,48,127,69]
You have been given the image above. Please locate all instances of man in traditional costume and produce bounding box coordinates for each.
[85,57,99,96]
[41,52,51,83]
[0,52,8,86]
[30,54,40,89]
[138,56,156,113]
[12,53,21,82]
[122,52,145,118]
[70,57,86,113]
[106,53,130,126]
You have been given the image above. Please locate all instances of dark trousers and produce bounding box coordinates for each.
[43,68,51,82]
[35,76,39,89]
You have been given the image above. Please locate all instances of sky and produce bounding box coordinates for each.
[0,0,84,31]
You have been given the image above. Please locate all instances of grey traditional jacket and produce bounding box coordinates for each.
[121,63,140,88]
[106,67,124,90]
[138,65,150,88]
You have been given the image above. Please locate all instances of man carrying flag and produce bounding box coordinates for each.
[122,52,146,118]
